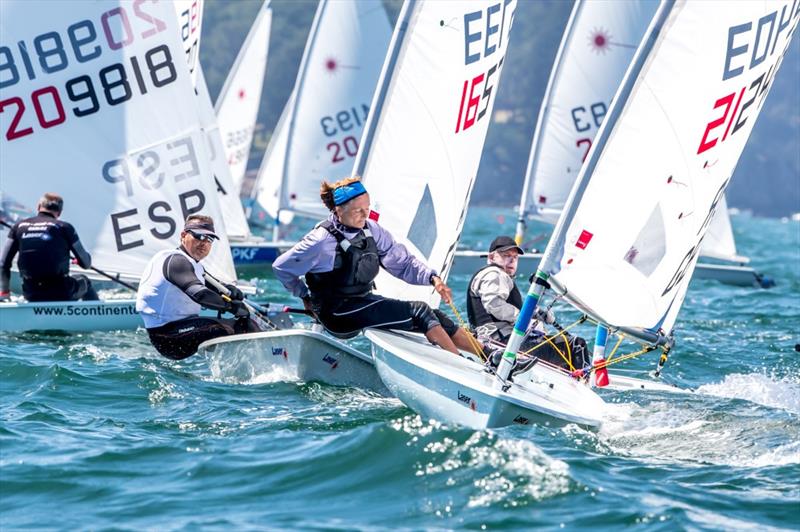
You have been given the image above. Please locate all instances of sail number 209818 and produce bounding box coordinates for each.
[0,0,178,142]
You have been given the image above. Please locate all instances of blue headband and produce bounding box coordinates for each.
[333,181,367,206]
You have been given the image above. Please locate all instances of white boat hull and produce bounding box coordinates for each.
[366,329,606,429]
[451,250,768,287]
[0,299,142,332]
[197,328,389,395]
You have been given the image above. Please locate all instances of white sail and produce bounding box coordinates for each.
[195,66,252,241]
[174,0,250,241]
[215,1,272,193]
[355,0,517,304]
[0,0,236,282]
[173,0,204,87]
[248,97,294,227]
[699,195,747,263]
[520,0,658,226]
[542,0,798,340]
[250,0,392,223]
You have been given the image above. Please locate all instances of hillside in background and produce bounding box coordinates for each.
[201,0,800,217]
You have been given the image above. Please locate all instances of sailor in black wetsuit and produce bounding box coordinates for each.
[468,236,589,371]
[135,215,260,360]
[0,192,98,303]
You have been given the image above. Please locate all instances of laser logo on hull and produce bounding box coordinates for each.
[323,354,338,369]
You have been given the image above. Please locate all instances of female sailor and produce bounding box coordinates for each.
[273,177,476,355]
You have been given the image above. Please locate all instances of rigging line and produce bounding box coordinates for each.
[577,313,667,350]
[592,345,659,370]
[446,300,486,361]
[519,316,587,372]
[606,333,626,363]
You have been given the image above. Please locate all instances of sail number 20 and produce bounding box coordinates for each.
[321,104,369,164]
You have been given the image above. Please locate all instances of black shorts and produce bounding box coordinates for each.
[146,316,259,360]
[316,294,459,338]
[23,274,98,302]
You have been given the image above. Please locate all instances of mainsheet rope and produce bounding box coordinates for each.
[446,300,487,362]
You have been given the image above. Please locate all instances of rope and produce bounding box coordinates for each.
[518,316,587,372]
[592,345,659,369]
[606,333,625,363]
[446,300,487,361]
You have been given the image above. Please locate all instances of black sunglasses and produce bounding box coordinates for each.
[187,230,215,242]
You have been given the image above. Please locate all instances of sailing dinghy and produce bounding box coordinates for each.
[350,0,524,413]
[196,0,393,390]
[0,0,238,332]
[235,0,393,269]
[451,0,772,288]
[198,0,518,391]
[369,0,798,429]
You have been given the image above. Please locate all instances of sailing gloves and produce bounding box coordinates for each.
[225,283,244,301]
[229,300,250,318]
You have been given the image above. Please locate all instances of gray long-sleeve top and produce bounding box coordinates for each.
[469,265,520,324]
[272,214,436,299]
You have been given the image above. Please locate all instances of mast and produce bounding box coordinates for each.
[496,0,677,383]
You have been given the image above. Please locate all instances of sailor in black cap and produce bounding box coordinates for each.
[467,235,589,371]
[136,214,259,360]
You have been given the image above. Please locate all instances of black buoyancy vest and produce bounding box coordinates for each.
[15,213,73,281]
[305,220,381,301]
[467,264,523,329]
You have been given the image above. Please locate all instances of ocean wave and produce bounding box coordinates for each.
[696,372,800,415]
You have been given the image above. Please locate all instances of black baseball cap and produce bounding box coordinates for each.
[489,235,524,255]
[184,218,219,240]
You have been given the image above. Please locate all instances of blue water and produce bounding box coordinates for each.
[2,208,798,530]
